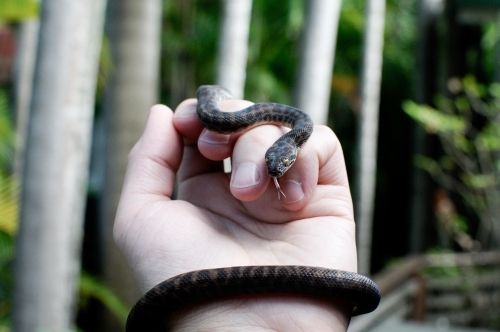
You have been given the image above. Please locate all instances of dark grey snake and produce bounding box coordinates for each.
[196,85,314,198]
[125,86,381,331]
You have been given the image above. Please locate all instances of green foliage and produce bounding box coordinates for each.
[420,258,497,287]
[403,100,467,134]
[404,76,500,248]
[95,36,114,102]
[160,0,311,105]
[0,175,17,236]
[245,0,304,103]
[0,89,17,236]
[413,155,444,176]
[79,273,129,327]
[160,0,418,132]
[0,0,38,21]
[335,0,417,77]
[419,248,469,278]
[330,0,417,143]
[385,0,418,73]
[420,264,465,279]
[0,89,15,330]
[331,1,364,79]
[0,231,13,328]
[481,20,500,81]
[160,0,221,105]
[0,91,13,171]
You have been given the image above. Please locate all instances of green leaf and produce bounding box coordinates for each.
[453,214,469,233]
[434,95,455,114]
[454,96,470,113]
[0,0,39,21]
[0,175,18,236]
[452,133,473,153]
[96,36,114,102]
[286,0,305,37]
[0,91,14,170]
[0,90,17,236]
[414,155,441,175]
[477,123,500,150]
[488,82,500,99]
[462,75,486,98]
[438,156,455,170]
[461,191,486,210]
[461,172,497,190]
[403,100,466,134]
[0,231,13,270]
[79,273,129,327]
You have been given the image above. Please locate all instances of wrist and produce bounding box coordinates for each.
[166,294,351,332]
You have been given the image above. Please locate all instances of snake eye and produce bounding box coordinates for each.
[283,158,290,166]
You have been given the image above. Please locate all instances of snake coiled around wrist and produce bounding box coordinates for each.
[126,266,381,331]
[125,86,381,331]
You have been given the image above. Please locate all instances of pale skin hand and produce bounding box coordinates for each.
[114,99,358,331]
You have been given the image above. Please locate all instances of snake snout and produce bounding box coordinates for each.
[265,156,285,177]
[267,169,282,178]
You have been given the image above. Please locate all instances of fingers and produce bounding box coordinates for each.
[173,98,352,214]
[229,124,283,201]
[303,125,354,221]
[173,98,283,202]
[120,104,183,203]
[228,124,350,213]
[173,98,254,181]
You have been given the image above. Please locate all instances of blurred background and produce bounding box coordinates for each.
[0,0,499,331]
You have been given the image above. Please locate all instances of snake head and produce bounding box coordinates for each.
[265,144,297,177]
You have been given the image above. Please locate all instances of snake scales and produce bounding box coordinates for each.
[197,85,314,197]
[125,86,381,331]
[126,266,381,331]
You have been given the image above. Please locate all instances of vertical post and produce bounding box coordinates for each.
[409,0,443,253]
[216,0,253,172]
[13,0,107,330]
[294,0,342,125]
[216,0,253,99]
[355,0,386,276]
[13,18,39,178]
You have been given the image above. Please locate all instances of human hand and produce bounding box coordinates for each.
[114,99,357,331]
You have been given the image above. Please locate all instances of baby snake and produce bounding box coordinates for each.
[125,86,381,331]
[196,85,314,198]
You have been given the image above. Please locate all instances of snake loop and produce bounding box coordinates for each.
[196,85,314,198]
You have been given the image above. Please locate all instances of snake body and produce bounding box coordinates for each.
[125,86,381,331]
[197,85,313,180]
[126,266,381,331]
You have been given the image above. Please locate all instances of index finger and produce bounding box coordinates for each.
[119,105,183,205]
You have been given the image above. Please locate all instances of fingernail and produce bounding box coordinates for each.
[175,105,197,118]
[282,180,304,204]
[230,162,261,188]
[199,129,230,144]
